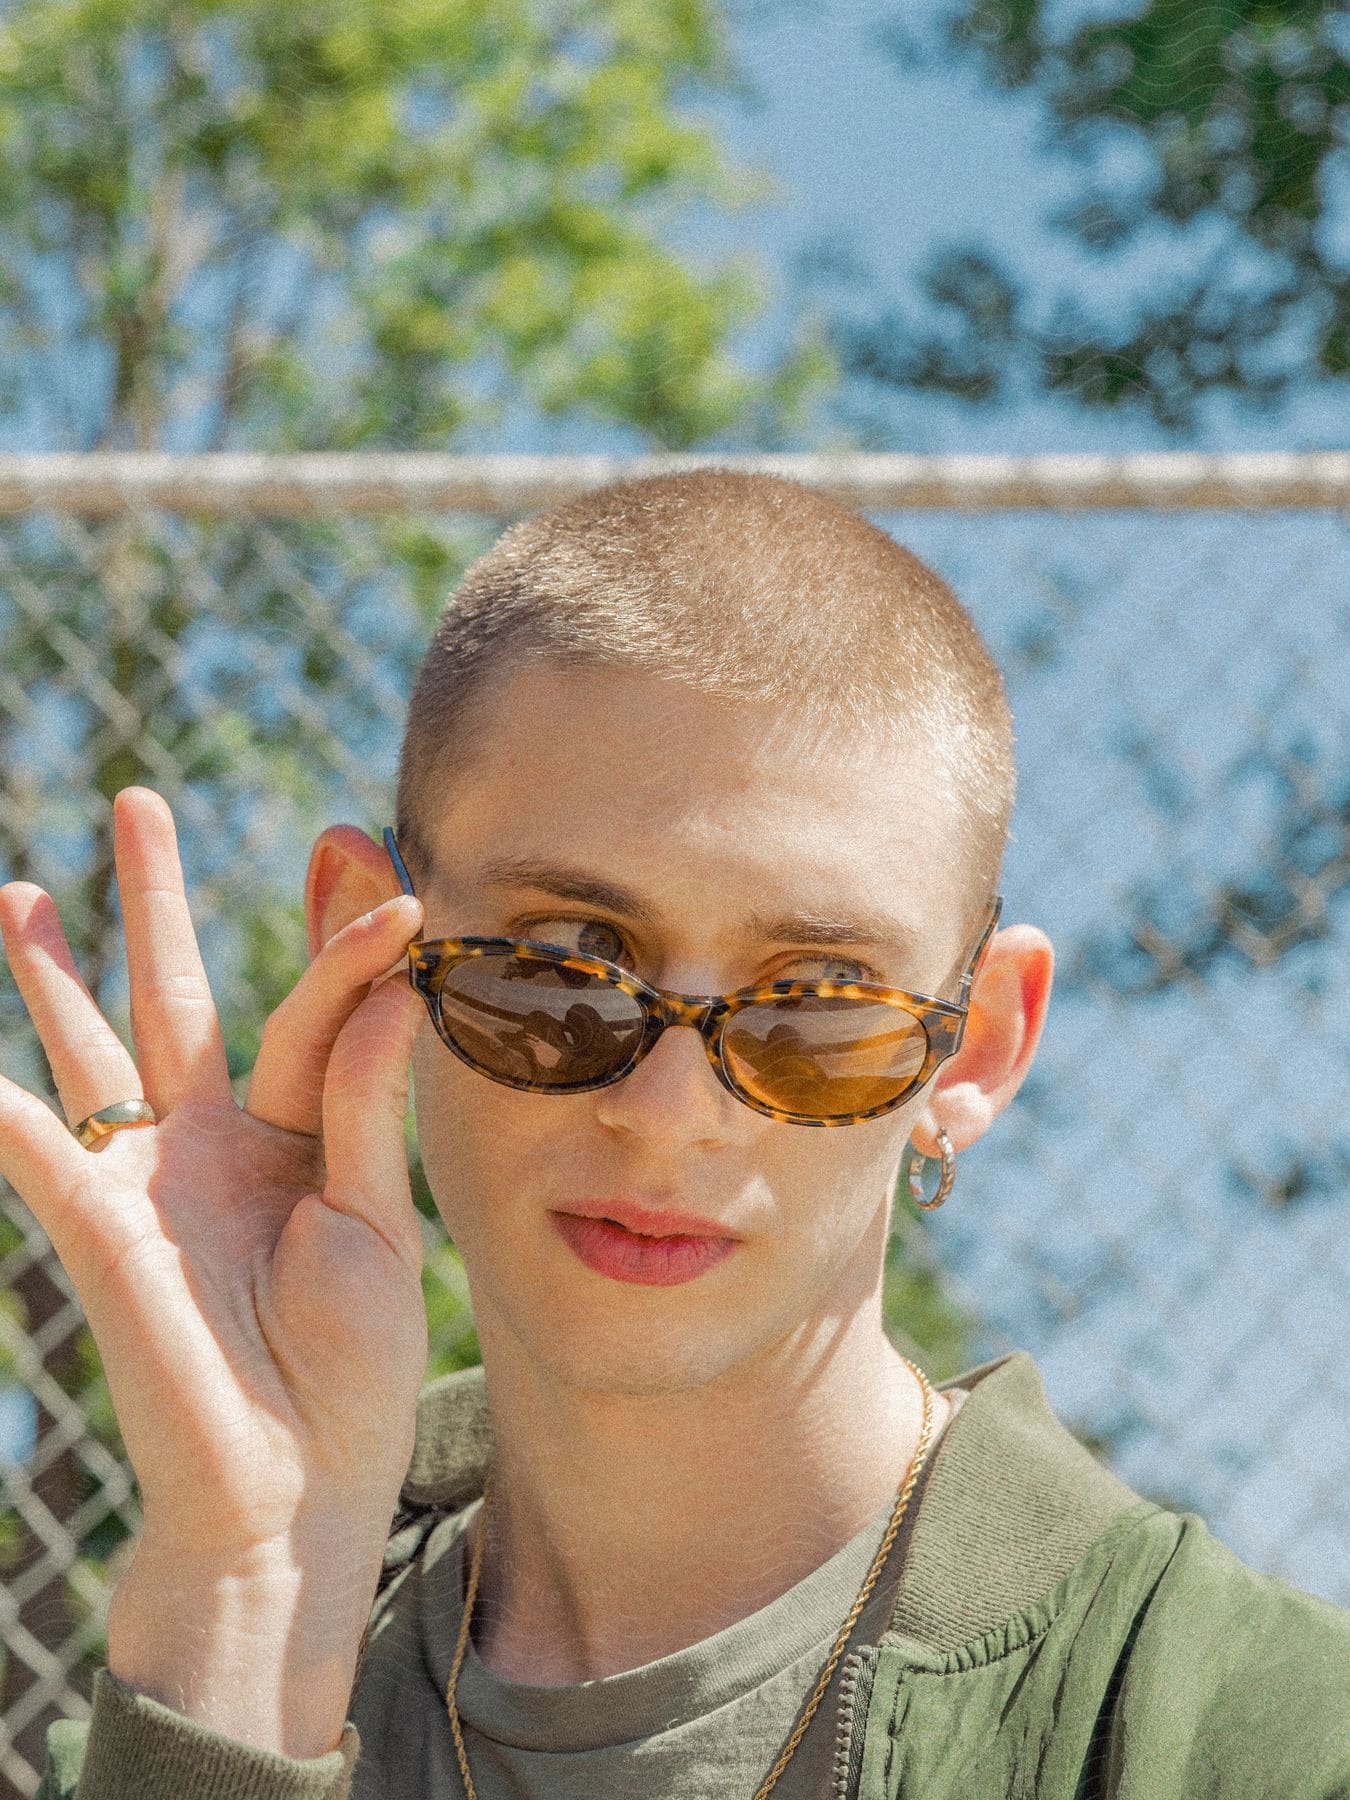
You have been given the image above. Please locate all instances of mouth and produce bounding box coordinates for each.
[549,1203,741,1287]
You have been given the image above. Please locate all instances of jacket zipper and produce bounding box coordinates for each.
[833,1645,880,1800]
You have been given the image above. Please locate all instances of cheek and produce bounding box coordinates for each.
[410,1032,567,1214]
[410,1027,449,1147]
[774,1124,907,1254]
[410,1031,508,1232]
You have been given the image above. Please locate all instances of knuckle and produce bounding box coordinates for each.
[133,971,213,1009]
[72,1034,133,1076]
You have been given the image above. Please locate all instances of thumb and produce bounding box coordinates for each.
[320,970,427,1267]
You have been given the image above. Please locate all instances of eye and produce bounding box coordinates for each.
[514,918,886,986]
[791,955,884,985]
[516,916,632,966]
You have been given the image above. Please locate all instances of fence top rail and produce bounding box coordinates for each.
[0,451,1347,516]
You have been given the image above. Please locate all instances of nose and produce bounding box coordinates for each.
[592,1014,741,1142]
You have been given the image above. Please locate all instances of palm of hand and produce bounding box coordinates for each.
[0,787,431,1562]
[82,1102,428,1554]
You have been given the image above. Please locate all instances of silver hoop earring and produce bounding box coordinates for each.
[904,1130,956,1211]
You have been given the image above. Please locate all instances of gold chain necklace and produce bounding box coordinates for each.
[444,1359,936,1800]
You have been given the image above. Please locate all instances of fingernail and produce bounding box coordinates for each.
[358,897,411,928]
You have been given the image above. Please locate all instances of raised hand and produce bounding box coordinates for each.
[0,785,429,1752]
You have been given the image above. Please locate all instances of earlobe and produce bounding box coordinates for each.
[911,1079,998,1158]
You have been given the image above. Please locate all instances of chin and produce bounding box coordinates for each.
[501,1302,754,1399]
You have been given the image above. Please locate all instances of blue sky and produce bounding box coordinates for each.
[483,0,1349,455]
[708,0,1349,450]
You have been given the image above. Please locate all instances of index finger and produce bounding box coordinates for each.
[114,786,233,1117]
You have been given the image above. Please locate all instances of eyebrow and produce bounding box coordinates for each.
[474,855,924,959]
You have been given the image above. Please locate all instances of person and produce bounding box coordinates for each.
[4,470,1347,1800]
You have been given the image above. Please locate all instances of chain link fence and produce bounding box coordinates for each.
[1,453,1348,1794]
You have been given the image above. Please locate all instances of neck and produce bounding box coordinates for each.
[466,1301,945,1686]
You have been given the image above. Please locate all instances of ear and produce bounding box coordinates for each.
[304,824,406,962]
[908,924,1054,1157]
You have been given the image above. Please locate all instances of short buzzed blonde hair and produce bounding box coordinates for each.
[395,468,1015,965]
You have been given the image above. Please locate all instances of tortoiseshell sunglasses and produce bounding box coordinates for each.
[383,828,1002,1129]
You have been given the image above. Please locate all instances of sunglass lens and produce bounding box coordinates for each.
[722,995,929,1118]
[434,951,644,1089]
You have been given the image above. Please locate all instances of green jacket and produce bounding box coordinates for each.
[40,1349,1350,1798]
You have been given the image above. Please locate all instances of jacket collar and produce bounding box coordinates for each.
[872,1349,1141,1649]
[399,1348,1143,1653]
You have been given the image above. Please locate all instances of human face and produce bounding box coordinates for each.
[408,664,976,1396]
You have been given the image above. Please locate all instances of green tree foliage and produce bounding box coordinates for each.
[883,1200,978,1383]
[0,0,832,450]
[854,0,1349,429]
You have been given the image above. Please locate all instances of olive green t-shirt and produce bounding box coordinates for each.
[354,1386,968,1800]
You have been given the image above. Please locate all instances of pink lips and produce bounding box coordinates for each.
[564,1196,735,1238]
[550,1198,740,1286]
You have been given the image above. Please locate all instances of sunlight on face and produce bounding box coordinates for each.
[409,664,970,1398]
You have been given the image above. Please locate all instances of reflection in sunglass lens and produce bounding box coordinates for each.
[722,993,929,1118]
[434,951,645,1088]
[430,952,931,1118]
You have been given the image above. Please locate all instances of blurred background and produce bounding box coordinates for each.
[1,0,1347,1789]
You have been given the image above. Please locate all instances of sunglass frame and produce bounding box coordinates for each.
[384,827,1002,1128]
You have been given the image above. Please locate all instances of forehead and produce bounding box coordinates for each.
[421,665,963,948]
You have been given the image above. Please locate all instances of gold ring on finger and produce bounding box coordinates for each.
[73,1099,158,1149]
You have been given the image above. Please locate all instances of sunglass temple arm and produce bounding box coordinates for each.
[384,827,417,900]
